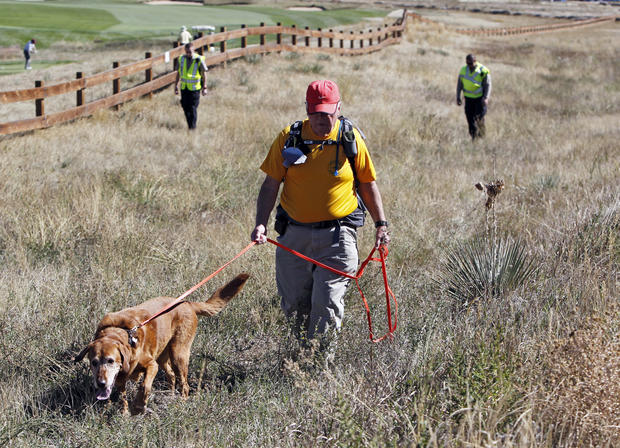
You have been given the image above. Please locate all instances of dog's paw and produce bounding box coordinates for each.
[129,403,146,415]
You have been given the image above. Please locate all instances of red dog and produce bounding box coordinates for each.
[75,273,249,414]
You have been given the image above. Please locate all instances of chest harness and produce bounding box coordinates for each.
[275,117,367,241]
[284,116,363,184]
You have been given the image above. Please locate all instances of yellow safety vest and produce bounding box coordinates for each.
[459,63,489,98]
[178,55,204,91]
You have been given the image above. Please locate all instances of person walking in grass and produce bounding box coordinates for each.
[23,39,37,70]
[456,54,491,140]
[251,79,390,354]
[178,26,192,45]
[174,42,207,130]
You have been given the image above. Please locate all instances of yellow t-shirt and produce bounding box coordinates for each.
[260,119,376,223]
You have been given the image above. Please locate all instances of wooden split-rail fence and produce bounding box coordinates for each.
[455,15,617,36]
[0,14,407,136]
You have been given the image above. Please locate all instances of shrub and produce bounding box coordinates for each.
[435,235,538,307]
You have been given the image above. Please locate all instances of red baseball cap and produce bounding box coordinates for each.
[306,80,340,114]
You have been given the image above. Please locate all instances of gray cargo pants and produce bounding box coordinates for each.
[276,223,359,341]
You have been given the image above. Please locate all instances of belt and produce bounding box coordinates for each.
[289,219,357,230]
[288,218,357,245]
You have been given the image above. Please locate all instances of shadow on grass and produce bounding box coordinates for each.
[23,347,100,418]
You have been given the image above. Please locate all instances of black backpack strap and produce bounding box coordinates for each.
[284,120,311,155]
[337,117,368,212]
[337,117,360,185]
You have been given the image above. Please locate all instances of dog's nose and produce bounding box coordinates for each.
[96,379,107,389]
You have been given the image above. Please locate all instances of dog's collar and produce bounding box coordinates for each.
[97,324,139,348]
[127,327,138,348]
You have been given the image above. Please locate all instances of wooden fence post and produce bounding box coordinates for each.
[360,30,364,48]
[340,30,344,49]
[173,42,179,72]
[260,22,265,46]
[350,31,354,49]
[197,32,204,55]
[113,61,120,110]
[329,29,334,48]
[145,52,152,99]
[76,72,83,107]
[220,26,227,67]
[241,24,246,48]
[305,26,310,47]
[377,27,382,44]
[318,28,322,48]
[277,22,282,47]
[292,25,297,46]
[35,80,44,117]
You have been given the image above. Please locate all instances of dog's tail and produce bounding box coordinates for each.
[189,273,249,317]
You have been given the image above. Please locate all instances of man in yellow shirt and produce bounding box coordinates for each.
[251,80,390,349]
[456,54,492,140]
[174,42,207,130]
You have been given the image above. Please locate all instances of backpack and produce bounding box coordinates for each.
[283,116,364,186]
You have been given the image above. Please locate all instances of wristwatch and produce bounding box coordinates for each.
[375,220,389,228]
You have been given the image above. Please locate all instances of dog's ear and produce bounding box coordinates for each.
[74,343,91,364]
[117,343,130,373]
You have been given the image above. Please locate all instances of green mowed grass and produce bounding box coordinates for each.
[0,3,118,31]
[0,1,120,46]
[0,0,388,47]
[0,59,75,75]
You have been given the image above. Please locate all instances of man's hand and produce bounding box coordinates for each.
[251,224,267,244]
[456,98,462,106]
[201,88,207,97]
[375,226,390,249]
[174,85,179,95]
[482,98,488,106]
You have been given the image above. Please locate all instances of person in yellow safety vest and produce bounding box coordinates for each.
[174,42,208,130]
[456,54,492,140]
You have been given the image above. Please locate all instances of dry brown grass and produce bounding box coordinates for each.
[538,305,620,447]
[0,6,618,448]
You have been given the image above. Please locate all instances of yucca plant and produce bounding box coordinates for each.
[436,235,538,307]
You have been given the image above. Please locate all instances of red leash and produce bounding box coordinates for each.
[128,242,257,339]
[266,238,397,343]
[128,238,397,344]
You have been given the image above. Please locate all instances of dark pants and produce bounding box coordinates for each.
[180,89,200,129]
[464,96,487,140]
[24,50,30,69]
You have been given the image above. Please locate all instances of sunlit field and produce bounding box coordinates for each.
[0,4,618,447]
